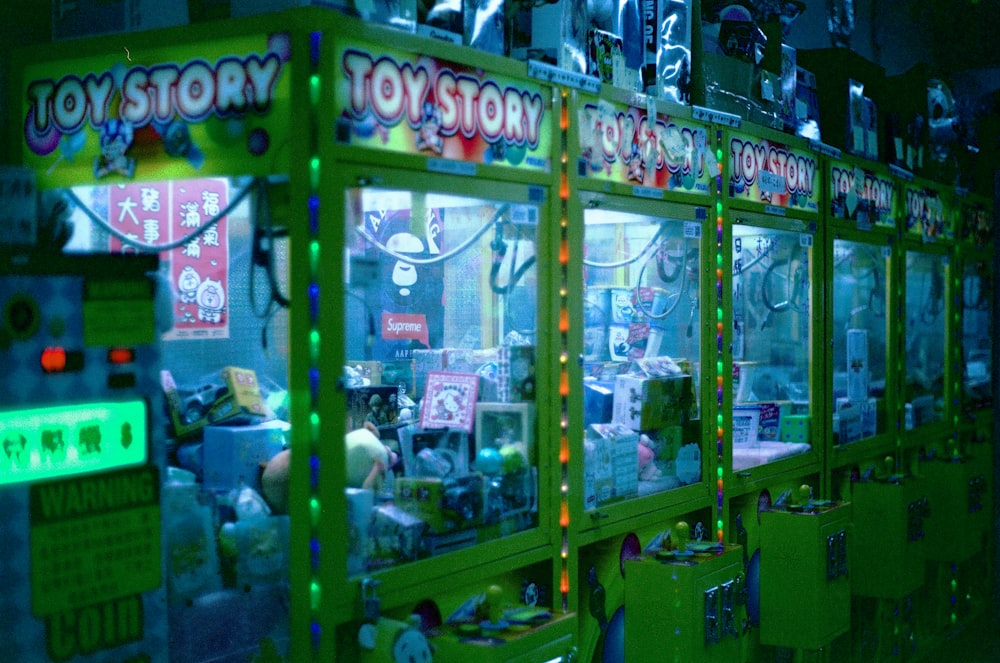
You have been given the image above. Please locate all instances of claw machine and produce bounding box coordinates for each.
[561,79,720,662]
[8,10,312,662]
[315,15,574,662]
[717,122,840,657]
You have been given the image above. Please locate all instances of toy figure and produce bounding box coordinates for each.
[415,102,444,154]
[94,118,136,179]
[346,422,399,491]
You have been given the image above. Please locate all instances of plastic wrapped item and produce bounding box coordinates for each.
[643,0,693,104]
[464,0,505,55]
[418,0,463,42]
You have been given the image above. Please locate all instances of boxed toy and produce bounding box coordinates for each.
[584,379,615,426]
[394,473,484,534]
[201,420,289,493]
[162,366,269,439]
[346,488,374,576]
[584,423,639,509]
[506,0,588,74]
[346,385,400,433]
[368,504,424,569]
[588,28,624,85]
[611,372,692,430]
[796,48,886,158]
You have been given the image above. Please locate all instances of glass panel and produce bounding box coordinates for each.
[43,176,293,660]
[344,188,539,574]
[904,250,947,428]
[831,239,888,445]
[580,207,701,512]
[962,260,992,410]
[732,225,812,470]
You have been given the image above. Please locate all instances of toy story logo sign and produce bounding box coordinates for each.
[576,99,712,194]
[829,162,896,227]
[903,183,951,241]
[728,133,819,212]
[336,45,550,171]
[105,178,230,340]
[23,34,291,187]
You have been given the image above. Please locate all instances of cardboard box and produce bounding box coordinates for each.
[162,367,269,439]
[612,373,692,431]
[202,420,289,492]
[584,380,615,426]
[796,48,886,158]
[346,385,400,434]
[346,488,373,575]
[835,397,876,443]
[368,504,424,569]
[394,474,483,534]
[584,424,639,509]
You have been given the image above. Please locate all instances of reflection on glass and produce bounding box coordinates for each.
[904,250,946,428]
[343,188,539,574]
[732,225,812,470]
[580,208,701,511]
[962,260,992,410]
[831,239,888,444]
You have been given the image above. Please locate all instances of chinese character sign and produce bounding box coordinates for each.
[108,178,230,339]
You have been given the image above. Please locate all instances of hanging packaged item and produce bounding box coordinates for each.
[643,0,694,104]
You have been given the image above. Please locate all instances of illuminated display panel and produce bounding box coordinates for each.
[0,400,148,486]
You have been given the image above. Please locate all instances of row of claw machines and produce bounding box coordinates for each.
[0,7,993,663]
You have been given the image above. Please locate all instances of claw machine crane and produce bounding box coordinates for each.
[716,122,847,657]
[6,10,313,662]
[313,13,574,663]
[560,79,722,662]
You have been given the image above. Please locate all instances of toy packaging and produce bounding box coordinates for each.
[584,423,639,509]
[417,0,463,43]
[201,420,289,493]
[463,0,504,55]
[161,366,269,439]
[643,0,693,104]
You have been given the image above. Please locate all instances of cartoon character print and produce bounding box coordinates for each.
[178,265,201,304]
[415,102,444,154]
[196,278,226,323]
[41,428,66,462]
[3,434,28,469]
[78,424,102,455]
[392,626,433,663]
[94,119,136,179]
[432,390,463,426]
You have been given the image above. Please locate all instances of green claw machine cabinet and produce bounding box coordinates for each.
[718,123,843,657]
[561,81,722,662]
[915,192,995,641]
[313,16,574,663]
[6,10,312,662]
[821,155,906,661]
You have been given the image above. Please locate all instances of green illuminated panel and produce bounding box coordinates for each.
[0,400,147,486]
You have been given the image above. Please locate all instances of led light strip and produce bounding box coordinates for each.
[306,30,323,655]
[558,90,571,611]
[714,129,725,545]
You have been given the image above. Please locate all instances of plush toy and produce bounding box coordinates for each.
[637,434,662,481]
[261,449,290,514]
[346,422,399,491]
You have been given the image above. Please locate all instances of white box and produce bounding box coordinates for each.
[836,397,876,443]
[202,420,289,492]
[584,424,638,509]
[846,329,870,401]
